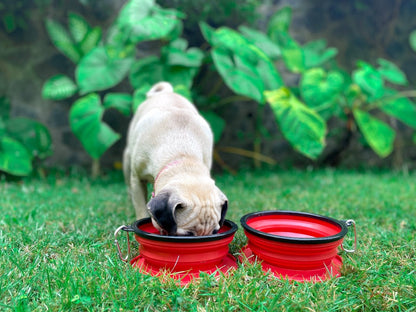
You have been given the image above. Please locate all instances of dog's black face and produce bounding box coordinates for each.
[147,188,228,236]
[147,191,177,235]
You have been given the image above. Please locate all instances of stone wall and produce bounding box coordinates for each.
[1,0,416,172]
[0,0,125,169]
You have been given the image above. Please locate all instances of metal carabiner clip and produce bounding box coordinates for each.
[341,219,357,253]
[114,225,131,262]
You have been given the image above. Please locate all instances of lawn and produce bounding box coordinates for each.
[1,169,415,311]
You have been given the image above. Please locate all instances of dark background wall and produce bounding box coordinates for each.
[1,0,416,172]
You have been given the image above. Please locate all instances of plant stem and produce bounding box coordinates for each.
[213,150,237,174]
[92,159,100,179]
[254,103,265,168]
[214,95,253,108]
[207,79,224,98]
[368,90,416,110]
[217,147,276,165]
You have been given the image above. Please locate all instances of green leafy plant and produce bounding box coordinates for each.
[42,0,206,177]
[201,5,416,165]
[264,87,326,159]
[0,96,52,176]
[272,8,416,160]
[129,37,204,107]
[318,59,415,158]
[200,9,332,162]
[42,2,416,173]
[45,12,102,64]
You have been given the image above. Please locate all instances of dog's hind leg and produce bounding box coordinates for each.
[131,176,149,220]
[122,148,132,200]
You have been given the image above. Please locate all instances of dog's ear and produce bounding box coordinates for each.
[219,199,228,227]
[147,191,177,235]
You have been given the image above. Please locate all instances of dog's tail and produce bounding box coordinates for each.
[146,82,174,98]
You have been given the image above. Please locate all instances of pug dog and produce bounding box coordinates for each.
[123,82,228,236]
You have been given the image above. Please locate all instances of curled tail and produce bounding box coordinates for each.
[146,82,174,98]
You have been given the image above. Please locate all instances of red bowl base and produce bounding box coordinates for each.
[130,253,237,286]
[239,246,342,283]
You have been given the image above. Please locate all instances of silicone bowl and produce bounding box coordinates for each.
[240,211,351,282]
[122,218,238,284]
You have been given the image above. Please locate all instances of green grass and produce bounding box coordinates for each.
[1,169,415,311]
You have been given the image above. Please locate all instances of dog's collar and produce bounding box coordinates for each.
[152,160,182,198]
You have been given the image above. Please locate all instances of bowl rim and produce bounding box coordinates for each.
[240,210,348,244]
[130,218,238,243]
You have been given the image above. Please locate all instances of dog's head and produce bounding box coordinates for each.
[146,179,228,236]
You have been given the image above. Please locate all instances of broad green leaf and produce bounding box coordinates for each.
[167,37,188,52]
[409,30,416,52]
[380,96,416,129]
[0,136,32,176]
[129,56,164,89]
[117,0,155,29]
[206,27,267,63]
[103,93,132,116]
[153,6,186,19]
[133,84,152,112]
[163,38,203,69]
[256,57,283,91]
[212,48,263,103]
[303,40,338,68]
[70,94,120,159]
[130,41,201,90]
[163,66,198,89]
[76,46,134,94]
[6,117,53,159]
[165,41,203,88]
[173,85,192,101]
[45,19,81,63]
[0,96,10,120]
[377,58,407,86]
[128,10,180,43]
[303,39,327,52]
[206,26,282,103]
[200,111,225,143]
[165,19,183,41]
[353,61,384,99]
[275,32,305,73]
[300,68,344,109]
[105,44,135,60]
[68,12,90,44]
[239,25,282,60]
[265,87,326,159]
[106,22,131,47]
[353,109,395,157]
[42,75,78,100]
[267,6,292,41]
[79,27,102,55]
[165,45,204,68]
[199,22,216,46]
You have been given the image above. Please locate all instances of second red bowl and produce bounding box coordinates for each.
[240,210,352,281]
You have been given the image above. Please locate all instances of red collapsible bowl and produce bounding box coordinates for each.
[240,211,349,282]
[129,218,238,285]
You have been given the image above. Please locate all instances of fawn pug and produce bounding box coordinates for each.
[123,82,228,236]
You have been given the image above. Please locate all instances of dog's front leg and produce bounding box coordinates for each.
[131,176,149,220]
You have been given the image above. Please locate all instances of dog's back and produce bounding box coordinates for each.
[124,82,213,180]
